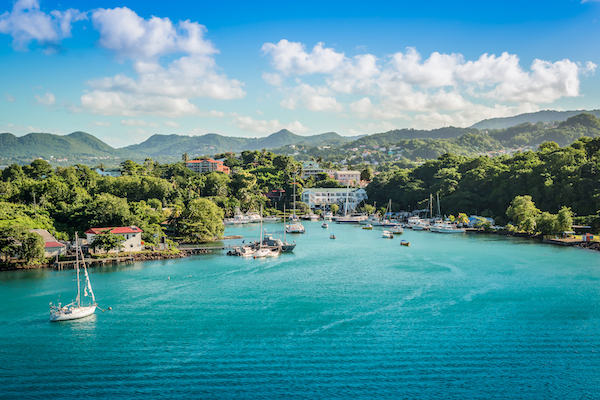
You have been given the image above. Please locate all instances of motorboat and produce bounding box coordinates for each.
[322,223,329,228]
[389,226,403,234]
[400,240,410,246]
[262,215,281,222]
[362,224,373,230]
[286,222,305,234]
[436,223,466,233]
[381,230,394,238]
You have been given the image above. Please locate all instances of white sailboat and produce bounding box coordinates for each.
[286,174,305,233]
[49,233,97,322]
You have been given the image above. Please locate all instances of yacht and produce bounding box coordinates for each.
[436,223,466,234]
[389,225,403,234]
[322,223,329,228]
[381,230,394,239]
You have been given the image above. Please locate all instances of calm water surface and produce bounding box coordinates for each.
[1,222,599,399]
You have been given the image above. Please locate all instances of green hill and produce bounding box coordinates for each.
[471,109,600,130]
[0,131,122,159]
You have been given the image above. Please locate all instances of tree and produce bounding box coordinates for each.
[182,153,189,162]
[330,204,340,215]
[25,159,53,180]
[506,195,540,233]
[0,226,44,263]
[361,167,374,181]
[91,231,126,254]
[179,198,224,243]
[556,206,573,232]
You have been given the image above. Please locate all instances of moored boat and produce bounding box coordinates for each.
[50,233,97,322]
[381,230,394,239]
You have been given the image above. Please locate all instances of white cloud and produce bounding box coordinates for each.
[165,120,180,127]
[4,93,15,102]
[0,0,86,51]
[349,121,400,135]
[262,40,345,75]
[92,121,111,127]
[263,41,595,125]
[233,116,309,134]
[82,8,244,117]
[34,92,55,106]
[280,84,343,113]
[91,7,216,60]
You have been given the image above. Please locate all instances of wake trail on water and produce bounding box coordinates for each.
[300,284,432,336]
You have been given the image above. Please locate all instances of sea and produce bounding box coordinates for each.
[0,222,599,399]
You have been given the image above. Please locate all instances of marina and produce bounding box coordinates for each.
[1,221,599,399]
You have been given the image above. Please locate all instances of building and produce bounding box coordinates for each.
[95,168,122,177]
[185,159,230,174]
[85,226,144,253]
[301,188,368,210]
[29,229,66,257]
[334,170,361,185]
[265,189,285,202]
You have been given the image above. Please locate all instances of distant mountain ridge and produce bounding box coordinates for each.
[471,109,600,130]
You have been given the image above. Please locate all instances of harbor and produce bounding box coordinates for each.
[1,221,599,399]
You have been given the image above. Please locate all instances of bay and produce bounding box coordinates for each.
[1,222,599,399]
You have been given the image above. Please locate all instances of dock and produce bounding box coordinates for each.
[54,256,134,269]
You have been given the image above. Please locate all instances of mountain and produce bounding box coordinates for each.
[0,131,123,159]
[471,109,600,130]
[121,130,354,158]
[342,127,478,148]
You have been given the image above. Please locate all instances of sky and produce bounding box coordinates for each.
[1,0,600,148]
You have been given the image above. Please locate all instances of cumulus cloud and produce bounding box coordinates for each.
[262,40,345,75]
[34,92,55,106]
[82,7,244,117]
[280,84,344,113]
[263,41,595,126]
[91,7,216,60]
[0,0,86,51]
[233,116,309,134]
[262,72,283,86]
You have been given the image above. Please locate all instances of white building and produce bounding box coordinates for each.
[85,226,144,253]
[302,188,368,210]
[29,229,66,257]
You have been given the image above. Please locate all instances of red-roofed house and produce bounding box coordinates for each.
[85,226,144,253]
[186,159,230,174]
[29,229,66,257]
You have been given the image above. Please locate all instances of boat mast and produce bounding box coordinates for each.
[437,193,441,217]
[259,204,263,249]
[345,181,350,216]
[429,193,433,219]
[293,174,296,219]
[283,204,287,242]
[75,232,81,307]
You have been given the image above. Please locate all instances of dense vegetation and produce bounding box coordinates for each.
[367,136,600,231]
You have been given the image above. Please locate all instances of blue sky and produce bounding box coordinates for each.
[1,0,599,147]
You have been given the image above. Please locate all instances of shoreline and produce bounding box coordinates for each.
[0,235,245,271]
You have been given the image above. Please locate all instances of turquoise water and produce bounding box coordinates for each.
[1,222,599,399]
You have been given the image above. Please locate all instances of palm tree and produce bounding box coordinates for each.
[182,153,189,162]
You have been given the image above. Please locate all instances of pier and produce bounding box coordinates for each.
[54,256,134,269]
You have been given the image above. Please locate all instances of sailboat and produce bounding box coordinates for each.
[49,233,97,322]
[254,205,277,258]
[286,174,305,233]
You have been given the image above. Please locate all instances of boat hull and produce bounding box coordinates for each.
[50,305,96,322]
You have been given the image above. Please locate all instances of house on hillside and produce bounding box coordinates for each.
[29,229,66,257]
[95,168,122,177]
[334,170,361,185]
[85,226,144,253]
[185,159,230,174]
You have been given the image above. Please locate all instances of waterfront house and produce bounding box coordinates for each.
[29,229,66,257]
[302,188,368,210]
[85,226,144,253]
[185,159,230,174]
